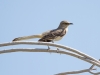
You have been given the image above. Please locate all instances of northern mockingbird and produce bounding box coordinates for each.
[13,20,73,49]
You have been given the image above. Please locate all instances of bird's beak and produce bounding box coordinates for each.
[69,23,73,25]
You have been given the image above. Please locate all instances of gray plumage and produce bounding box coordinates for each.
[38,28,66,42]
[13,20,73,42]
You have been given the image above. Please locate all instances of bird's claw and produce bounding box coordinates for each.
[56,48,61,54]
[52,40,54,43]
[48,46,50,50]
[56,48,59,53]
[47,46,51,54]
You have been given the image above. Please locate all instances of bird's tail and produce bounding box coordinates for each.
[12,34,42,41]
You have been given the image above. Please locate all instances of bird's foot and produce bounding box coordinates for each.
[52,40,54,43]
[56,48,59,53]
[56,48,61,54]
[48,46,50,50]
[47,46,51,54]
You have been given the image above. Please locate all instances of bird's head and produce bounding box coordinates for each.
[58,20,73,29]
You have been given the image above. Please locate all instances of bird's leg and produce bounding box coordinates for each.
[47,40,54,53]
[48,46,50,50]
[47,46,52,54]
[51,40,59,53]
[56,47,60,53]
[51,40,54,43]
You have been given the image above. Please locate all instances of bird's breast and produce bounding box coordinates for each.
[54,36,63,41]
[66,28,68,32]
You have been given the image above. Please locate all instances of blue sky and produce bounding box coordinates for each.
[0,0,100,75]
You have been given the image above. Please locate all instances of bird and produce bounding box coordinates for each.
[13,20,73,49]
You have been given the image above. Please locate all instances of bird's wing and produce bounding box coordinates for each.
[39,29,66,42]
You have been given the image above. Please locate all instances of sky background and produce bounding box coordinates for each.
[0,0,100,75]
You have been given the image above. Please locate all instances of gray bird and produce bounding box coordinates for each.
[13,20,73,49]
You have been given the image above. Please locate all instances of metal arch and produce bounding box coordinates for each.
[0,41,100,74]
